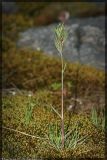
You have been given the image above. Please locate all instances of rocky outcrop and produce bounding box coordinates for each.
[17,16,105,70]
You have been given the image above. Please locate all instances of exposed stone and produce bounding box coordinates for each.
[17,16,105,70]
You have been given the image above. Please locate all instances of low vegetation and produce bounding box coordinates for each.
[2,94,105,159]
[2,48,105,158]
[3,48,104,93]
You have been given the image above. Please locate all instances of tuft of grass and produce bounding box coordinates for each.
[91,107,99,128]
[48,122,62,149]
[24,97,35,126]
[50,82,62,91]
[90,107,105,131]
[48,122,88,150]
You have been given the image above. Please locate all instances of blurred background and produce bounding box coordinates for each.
[2,1,105,95]
[2,1,105,68]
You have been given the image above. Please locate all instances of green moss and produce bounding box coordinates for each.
[2,48,105,96]
[2,94,105,159]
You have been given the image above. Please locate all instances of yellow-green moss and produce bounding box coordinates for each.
[2,94,105,159]
[2,48,105,96]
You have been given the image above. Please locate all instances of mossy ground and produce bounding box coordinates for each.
[3,48,104,92]
[2,49,105,158]
[2,93,105,159]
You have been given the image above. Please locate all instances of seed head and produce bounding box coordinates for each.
[54,23,68,54]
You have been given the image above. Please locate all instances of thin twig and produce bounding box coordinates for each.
[63,63,67,72]
[64,130,73,139]
[10,82,23,95]
[50,105,62,119]
[2,126,48,140]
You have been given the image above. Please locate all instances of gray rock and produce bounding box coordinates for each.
[17,16,105,70]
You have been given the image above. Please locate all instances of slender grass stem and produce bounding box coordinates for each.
[61,53,64,148]
[54,22,68,149]
[50,105,62,119]
[2,126,48,140]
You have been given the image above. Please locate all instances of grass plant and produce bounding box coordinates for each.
[90,107,105,131]
[54,22,68,148]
